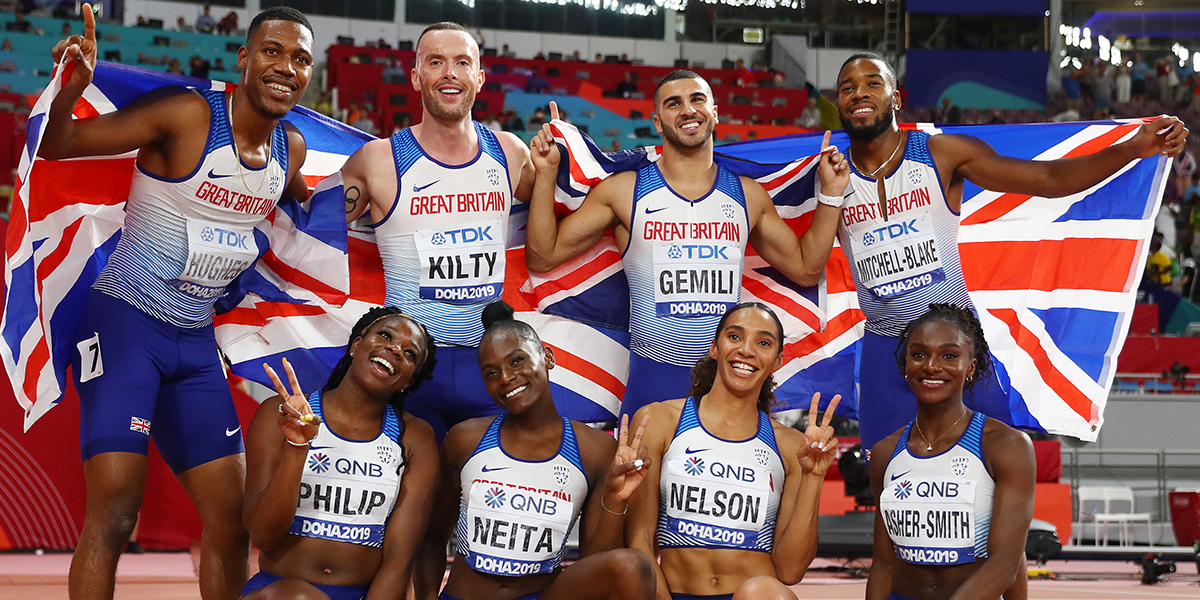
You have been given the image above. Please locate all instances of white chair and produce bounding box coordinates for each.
[1077,486,1153,546]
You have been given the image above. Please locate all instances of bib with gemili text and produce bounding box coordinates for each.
[652,241,742,318]
[413,219,505,305]
[168,218,258,301]
[879,477,978,565]
[847,210,945,300]
[461,481,574,576]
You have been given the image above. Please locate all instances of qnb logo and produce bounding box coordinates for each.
[308,453,330,474]
[200,226,251,250]
[485,486,507,509]
[684,456,705,476]
[864,219,920,244]
[435,226,494,245]
[668,244,731,260]
[894,480,913,500]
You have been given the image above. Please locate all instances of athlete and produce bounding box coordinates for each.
[341,22,535,443]
[866,304,1036,600]
[243,308,439,600]
[42,6,313,599]
[626,302,841,600]
[415,300,655,600]
[526,71,847,418]
[832,52,1190,451]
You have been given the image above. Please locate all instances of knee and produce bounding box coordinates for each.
[84,490,142,546]
[603,548,655,596]
[732,576,795,600]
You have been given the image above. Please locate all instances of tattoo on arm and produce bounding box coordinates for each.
[345,185,361,216]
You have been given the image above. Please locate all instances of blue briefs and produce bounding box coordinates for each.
[242,569,370,600]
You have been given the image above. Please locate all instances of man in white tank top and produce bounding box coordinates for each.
[828,52,1190,453]
[341,22,535,443]
[40,6,315,600]
[525,71,847,419]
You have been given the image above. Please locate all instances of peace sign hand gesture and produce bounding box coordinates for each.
[606,414,651,502]
[51,3,97,95]
[263,358,322,447]
[797,392,840,476]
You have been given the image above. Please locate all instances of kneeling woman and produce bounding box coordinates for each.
[417,300,655,600]
[242,307,440,600]
[866,304,1035,600]
[626,302,841,600]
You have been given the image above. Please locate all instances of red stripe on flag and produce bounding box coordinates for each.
[348,236,385,304]
[553,124,604,188]
[960,239,1137,292]
[27,158,135,222]
[783,308,863,362]
[259,249,348,305]
[759,155,818,193]
[71,96,101,119]
[962,124,1139,226]
[741,277,821,332]
[545,343,625,403]
[988,308,1097,424]
[527,251,621,303]
[6,178,27,258]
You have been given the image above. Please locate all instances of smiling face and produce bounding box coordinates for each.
[236,19,313,119]
[347,316,428,395]
[654,77,717,151]
[836,58,901,142]
[478,329,554,414]
[412,29,482,124]
[902,320,977,403]
[708,306,784,396]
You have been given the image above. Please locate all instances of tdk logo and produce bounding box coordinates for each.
[201,226,251,250]
[668,244,731,260]
[864,219,919,244]
[433,226,494,245]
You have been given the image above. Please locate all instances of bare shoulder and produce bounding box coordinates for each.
[871,427,905,467]
[573,420,618,452]
[129,85,210,126]
[592,170,637,197]
[283,121,306,158]
[443,416,496,463]
[927,133,995,162]
[401,411,437,449]
[494,130,531,161]
[771,419,804,454]
[981,417,1033,456]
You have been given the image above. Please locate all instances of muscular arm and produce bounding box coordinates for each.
[367,417,440,600]
[745,179,840,288]
[497,130,536,202]
[524,170,630,273]
[769,428,823,584]
[340,138,392,224]
[948,424,1036,600]
[39,84,206,161]
[282,123,310,202]
[242,397,309,552]
[865,434,901,600]
[413,423,476,600]
[624,404,673,600]
[578,430,625,557]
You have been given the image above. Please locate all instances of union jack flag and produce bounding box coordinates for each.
[129,416,150,435]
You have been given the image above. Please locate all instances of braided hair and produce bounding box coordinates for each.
[688,302,785,413]
[323,306,438,468]
[894,303,992,399]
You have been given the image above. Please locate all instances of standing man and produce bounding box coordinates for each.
[341,22,535,443]
[831,52,1188,452]
[525,70,847,418]
[42,6,314,600]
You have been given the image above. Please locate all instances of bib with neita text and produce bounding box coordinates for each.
[879,477,977,565]
[461,481,575,576]
[413,219,505,304]
[168,218,258,301]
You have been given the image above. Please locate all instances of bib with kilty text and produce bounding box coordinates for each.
[879,477,978,565]
[652,241,742,318]
[169,218,259,301]
[660,455,770,550]
[461,481,575,576]
[846,210,945,300]
[413,219,505,305]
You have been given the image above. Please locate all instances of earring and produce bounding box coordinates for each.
[967,374,973,382]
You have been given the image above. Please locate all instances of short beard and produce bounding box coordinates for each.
[842,104,895,142]
[421,82,475,123]
[662,119,715,150]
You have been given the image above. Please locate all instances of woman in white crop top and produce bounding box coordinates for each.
[866,304,1036,600]
[625,302,842,600]
[243,307,441,600]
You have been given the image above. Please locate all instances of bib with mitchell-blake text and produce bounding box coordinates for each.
[846,209,945,300]
[652,241,743,318]
[412,219,505,305]
[879,477,978,565]
[661,454,771,550]
[462,480,575,576]
[168,218,259,301]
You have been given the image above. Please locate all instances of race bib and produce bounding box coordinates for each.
[879,477,978,565]
[462,481,574,576]
[661,456,770,550]
[169,219,258,300]
[847,211,945,300]
[414,220,504,305]
[652,241,742,318]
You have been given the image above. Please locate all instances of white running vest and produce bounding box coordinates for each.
[838,130,973,336]
[289,391,406,548]
[94,89,289,327]
[656,397,785,553]
[455,414,590,576]
[624,163,750,367]
[373,122,511,346]
[880,411,994,566]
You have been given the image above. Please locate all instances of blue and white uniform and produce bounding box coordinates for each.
[622,164,750,416]
[72,89,289,471]
[842,131,1009,452]
[656,397,784,553]
[879,411,994,566]
[454,414,590,577]
[373,122,511,442]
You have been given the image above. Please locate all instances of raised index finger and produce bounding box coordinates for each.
[549,100,560,122]
[821,129,831,150]
[262,362,288,398]
[83,3,96,44]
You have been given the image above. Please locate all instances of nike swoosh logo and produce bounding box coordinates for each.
[309,445,334,451]
[225,426,241,437]
[843,190,854,198]
[890,470,911,482]
[481,465,509,473]
[684,447,709,455]
[208,169,235,179]
[413,180,441,192]
[644,206,669,215]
